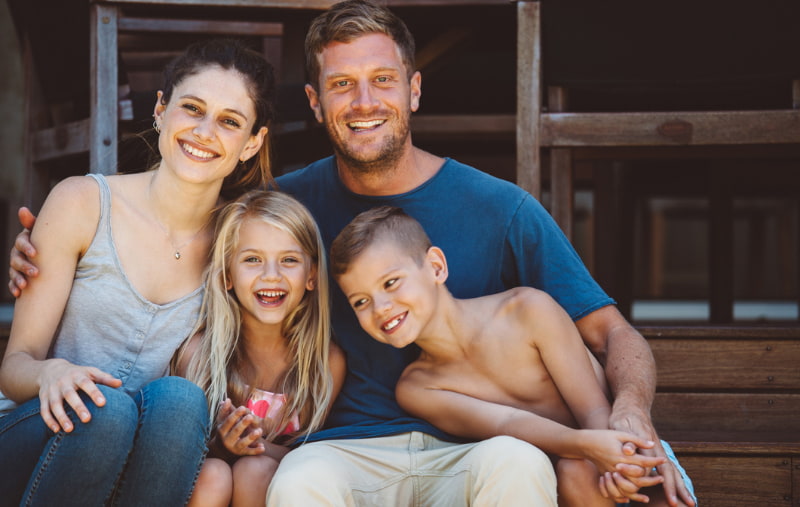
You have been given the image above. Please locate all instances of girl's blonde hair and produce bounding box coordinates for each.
[175,190,333,443]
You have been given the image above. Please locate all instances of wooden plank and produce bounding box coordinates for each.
[677,455,792,507]
[653,393,800,434]
[91,4,119,175]
[540,110,800,147]
[32,119,91,163]
[668,437,800,455]
[119,17,283,36]
[640,326,800,340]
[548,86,573,238]
[410,114,514,136]
[97,0,510,7]
[515,0,541,198]
[650,339,800,390]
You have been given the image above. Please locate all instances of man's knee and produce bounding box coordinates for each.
[267,443,349,505]
[473,435,553,473]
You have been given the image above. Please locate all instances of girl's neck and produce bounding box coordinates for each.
[240,324,291,391]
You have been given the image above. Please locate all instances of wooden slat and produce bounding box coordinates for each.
[640,326,800,340]
[652,393,800,434]
[32,119,91,163]
[669,437,800,455]
[649,339,800,390]
[91,4,119,175]
[98,0,510,7]
[677,456,792,507]
[119,17,283,36]
[515,0,541,198]
[410,114,514,136]
[540,110,800,147]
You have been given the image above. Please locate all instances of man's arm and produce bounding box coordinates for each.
[576,305,695,507]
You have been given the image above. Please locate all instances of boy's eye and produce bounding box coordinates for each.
[384,278,398,289]
[352,297,368,309]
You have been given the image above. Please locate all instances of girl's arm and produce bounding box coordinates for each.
[328,342,346,411]
[396,379,662,474]
[0,177,121,433]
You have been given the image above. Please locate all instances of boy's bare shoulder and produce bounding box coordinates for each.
[496,286,560,321]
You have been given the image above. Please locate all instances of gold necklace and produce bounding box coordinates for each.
[153,218,205,260]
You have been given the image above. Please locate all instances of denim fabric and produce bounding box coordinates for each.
[0,376,208,507]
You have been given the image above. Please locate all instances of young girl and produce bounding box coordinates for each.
[174,190,346,507]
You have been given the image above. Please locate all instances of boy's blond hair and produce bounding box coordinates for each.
[330,206,431,279]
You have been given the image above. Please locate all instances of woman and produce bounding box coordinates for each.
[0,38,275,506]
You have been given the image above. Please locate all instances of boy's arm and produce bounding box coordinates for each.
[518,288,611,430]
[396,374,661,473]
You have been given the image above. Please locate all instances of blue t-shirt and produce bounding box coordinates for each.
[276,156,614,442]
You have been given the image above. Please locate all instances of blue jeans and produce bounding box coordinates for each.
[0,376,208,507]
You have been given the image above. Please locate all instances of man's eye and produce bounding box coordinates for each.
[376,76,390,83]
[335,80,350,87]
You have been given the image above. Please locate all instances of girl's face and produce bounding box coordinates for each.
[154,66,266,187]
[228,218,317,334]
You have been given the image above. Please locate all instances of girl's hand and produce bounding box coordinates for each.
[38,358,122,433]
[215,399,266,456]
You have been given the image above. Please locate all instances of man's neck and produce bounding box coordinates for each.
[336,146,445,196]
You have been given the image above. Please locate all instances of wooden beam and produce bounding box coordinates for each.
[118,17,283,36]
[91,4,119,175]
[540,110,800,147]
[411,114,515,136]
[32,119,91,163]
[515,0,541,199]
[97,0,510,7]
[416,27,470,72]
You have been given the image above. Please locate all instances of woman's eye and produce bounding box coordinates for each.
[182,103,201,114]
[223,118,241,128]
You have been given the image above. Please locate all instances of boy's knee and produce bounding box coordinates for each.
[267,445,346,504]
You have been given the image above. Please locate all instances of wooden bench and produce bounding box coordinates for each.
[642,325,800,507]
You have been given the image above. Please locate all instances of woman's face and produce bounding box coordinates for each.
[154,65,267,187]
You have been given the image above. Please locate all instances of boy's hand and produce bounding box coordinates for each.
[8,207,38,297]
[215,399,266,456]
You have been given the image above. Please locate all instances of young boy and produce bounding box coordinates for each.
[330,206,667,507]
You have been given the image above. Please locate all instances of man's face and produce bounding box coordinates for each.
[305,33,421,173]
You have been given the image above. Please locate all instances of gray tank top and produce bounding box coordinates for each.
[0,174,204,414]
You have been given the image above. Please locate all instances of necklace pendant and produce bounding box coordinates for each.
[174,251,181,260]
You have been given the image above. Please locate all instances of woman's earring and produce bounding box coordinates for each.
[153,119,161,134]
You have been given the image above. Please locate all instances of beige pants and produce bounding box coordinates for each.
[266,432,557,506]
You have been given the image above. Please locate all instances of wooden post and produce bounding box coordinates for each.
[90,3,118,175]
[709,164,734,323]
[548,85,573,239]
[516,0,541,200]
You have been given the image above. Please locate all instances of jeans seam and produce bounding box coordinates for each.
[22,430,65,506]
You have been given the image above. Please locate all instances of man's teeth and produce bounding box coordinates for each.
[349,119,384,130]
[384,315,402,331]
[182,143,215,159]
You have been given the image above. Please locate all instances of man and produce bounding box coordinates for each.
[9,1,694,505]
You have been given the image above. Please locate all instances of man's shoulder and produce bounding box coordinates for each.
[275,156,335,191]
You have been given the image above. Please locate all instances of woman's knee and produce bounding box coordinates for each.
[83,385,138,440]
[137,377,209,433]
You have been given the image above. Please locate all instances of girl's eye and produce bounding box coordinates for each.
[244,256,260,263]
[282,257,299,264]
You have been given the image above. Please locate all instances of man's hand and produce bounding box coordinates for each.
[8,207,38,297]
[610,403,696,507]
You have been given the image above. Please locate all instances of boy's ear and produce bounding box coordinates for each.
[426,246,448,284]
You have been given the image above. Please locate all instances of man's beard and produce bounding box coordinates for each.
[324,108,412,177]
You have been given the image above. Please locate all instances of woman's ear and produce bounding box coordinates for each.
[240,126,268,163]
[153,90,166,122]
[426,246,448,284]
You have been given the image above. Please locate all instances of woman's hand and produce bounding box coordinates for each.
[37,358,122,433]
[214,398,266,457]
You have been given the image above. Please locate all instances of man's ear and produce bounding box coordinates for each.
[305,84,324,123]
[409,71,422,112]
[426,246,448,284]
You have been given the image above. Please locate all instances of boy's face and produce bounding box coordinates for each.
[337,239,443,349]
